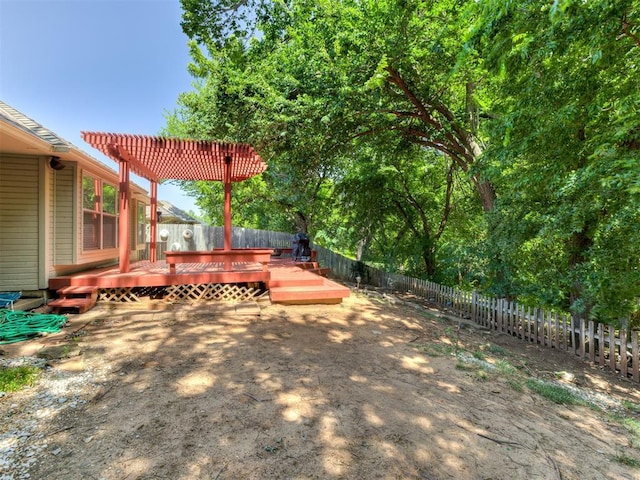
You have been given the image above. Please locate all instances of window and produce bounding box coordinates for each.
[82,174,118,251]
[102,184,117,248]
[137,201,146,245]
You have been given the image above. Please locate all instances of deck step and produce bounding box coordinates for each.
[57,286,99,296]
[48,297,97,314]
[269,278,350,304]
[50,285,99,313]
[294,261,320,270]
[307,267,331,277]
[269,272,325,288]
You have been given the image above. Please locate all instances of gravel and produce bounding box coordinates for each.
[0,356,109,480]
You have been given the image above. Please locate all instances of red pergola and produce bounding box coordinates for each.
[81,132,267,273]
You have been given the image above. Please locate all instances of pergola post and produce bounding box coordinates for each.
[118,159,131,273]
[150,180,158,262]
[223,155,232,251]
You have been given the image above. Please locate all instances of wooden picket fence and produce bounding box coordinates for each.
[329,258,640,383]
[146,225,640,382]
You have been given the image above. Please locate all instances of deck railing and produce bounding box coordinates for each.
[145,224,639,382]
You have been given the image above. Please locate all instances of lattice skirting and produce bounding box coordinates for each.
[164,283,266,303]
[99,287,146,303]
[98,284,267,304]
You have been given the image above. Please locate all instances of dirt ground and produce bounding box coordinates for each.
[3,291,640,480]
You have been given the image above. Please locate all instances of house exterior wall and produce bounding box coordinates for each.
[1,102,150,290]
[0,155,42,290]
[50,163,75,267]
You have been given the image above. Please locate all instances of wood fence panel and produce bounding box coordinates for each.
[517,303,523,339]
[633,333,639,383]
[621,330,628,378]
[588,321,595,363]
[598,323,605,366]
[471,291,478,324]
[609,327,616,372]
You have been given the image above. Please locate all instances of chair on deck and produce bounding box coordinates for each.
[0,292,21,311]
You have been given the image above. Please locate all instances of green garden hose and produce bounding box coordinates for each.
[0,310,67,345]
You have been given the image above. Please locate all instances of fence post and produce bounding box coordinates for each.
[471,290,478,324]
[633,332,639,383]
[588,321,595,363]
[609,326,616,372]
[621,329,628,378]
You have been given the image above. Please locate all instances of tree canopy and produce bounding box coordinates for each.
[166,0,640,326]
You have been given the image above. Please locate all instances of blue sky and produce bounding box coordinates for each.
[0,0,201,214]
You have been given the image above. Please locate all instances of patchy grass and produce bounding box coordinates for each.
[494,359,518,376]
[507,378,525,392]
[623,400,640,415]
[472,350,486,361]
[411,343,455,357]
[414,323,640,462]
[608,414,640,450]
[455,361,476,371]
[487,344,510,356]
[0,365,41,393]
[525,379,590,407]
[613,453,640,468]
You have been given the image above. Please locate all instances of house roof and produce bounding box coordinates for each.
[156,200,200,224]
[81,132,268,183]
[0,101,149,197]
[0,100,74,153]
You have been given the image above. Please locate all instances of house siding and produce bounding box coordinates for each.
[0,155,41,290]
[52,164,75,266]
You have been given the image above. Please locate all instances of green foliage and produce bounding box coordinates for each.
[0,365,40,393]
[467,0,640,323]
[171,0,640,326]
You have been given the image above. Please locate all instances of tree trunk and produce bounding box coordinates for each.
[567,228,595,347]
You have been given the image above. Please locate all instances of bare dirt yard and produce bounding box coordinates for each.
[2,291,640,480]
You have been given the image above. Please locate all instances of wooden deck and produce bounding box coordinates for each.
[49,260,270,290]
[49,258,350,305]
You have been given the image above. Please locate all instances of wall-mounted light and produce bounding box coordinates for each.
[49,156,66,170]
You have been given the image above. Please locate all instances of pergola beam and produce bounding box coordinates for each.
[81,132,267,273]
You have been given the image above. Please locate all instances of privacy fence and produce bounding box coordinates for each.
[149,224,640,383]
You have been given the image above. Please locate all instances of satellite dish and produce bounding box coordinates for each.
[170,242,182,251]
[183,229,193,240]
[159,229,170,241]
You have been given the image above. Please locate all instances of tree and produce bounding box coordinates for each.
[171,0,640,324]
[172,0,494,274]
[470,0,640,323]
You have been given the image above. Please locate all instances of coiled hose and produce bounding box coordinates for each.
[0,310,67,344]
